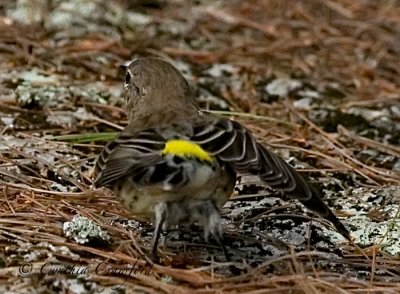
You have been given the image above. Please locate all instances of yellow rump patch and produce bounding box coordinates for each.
[162,140,213,162]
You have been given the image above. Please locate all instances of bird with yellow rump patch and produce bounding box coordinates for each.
[94,58,351,261]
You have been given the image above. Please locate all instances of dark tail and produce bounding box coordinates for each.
[288,165,352,241]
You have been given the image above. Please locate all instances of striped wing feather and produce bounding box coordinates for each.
[95,129,197,189]
[192,118,305,196]
[94,130,165,187]
[192,116,351,240]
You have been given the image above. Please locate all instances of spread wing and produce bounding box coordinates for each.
[94,126,212,190]
[94,129,165,187]
[191,114,351,240]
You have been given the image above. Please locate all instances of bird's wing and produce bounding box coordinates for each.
[93,129,166,187]
[191,114,351,240]
[191,115,307,196]
[94,128,204,190]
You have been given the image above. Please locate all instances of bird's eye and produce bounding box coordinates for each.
[124,71,131,86]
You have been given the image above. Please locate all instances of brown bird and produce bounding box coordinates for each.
[94,58,351,261]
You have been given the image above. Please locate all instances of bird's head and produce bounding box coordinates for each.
[121,58,198,124]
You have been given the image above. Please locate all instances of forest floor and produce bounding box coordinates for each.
[0,0,400,293]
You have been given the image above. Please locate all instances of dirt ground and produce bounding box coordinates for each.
[0,0,400,293]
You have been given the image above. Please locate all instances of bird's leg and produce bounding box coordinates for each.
[202,201,230,261]
[151,202,167,262]
[214,230,230,262]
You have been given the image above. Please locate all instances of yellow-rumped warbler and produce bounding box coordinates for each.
[94,58,351,261]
